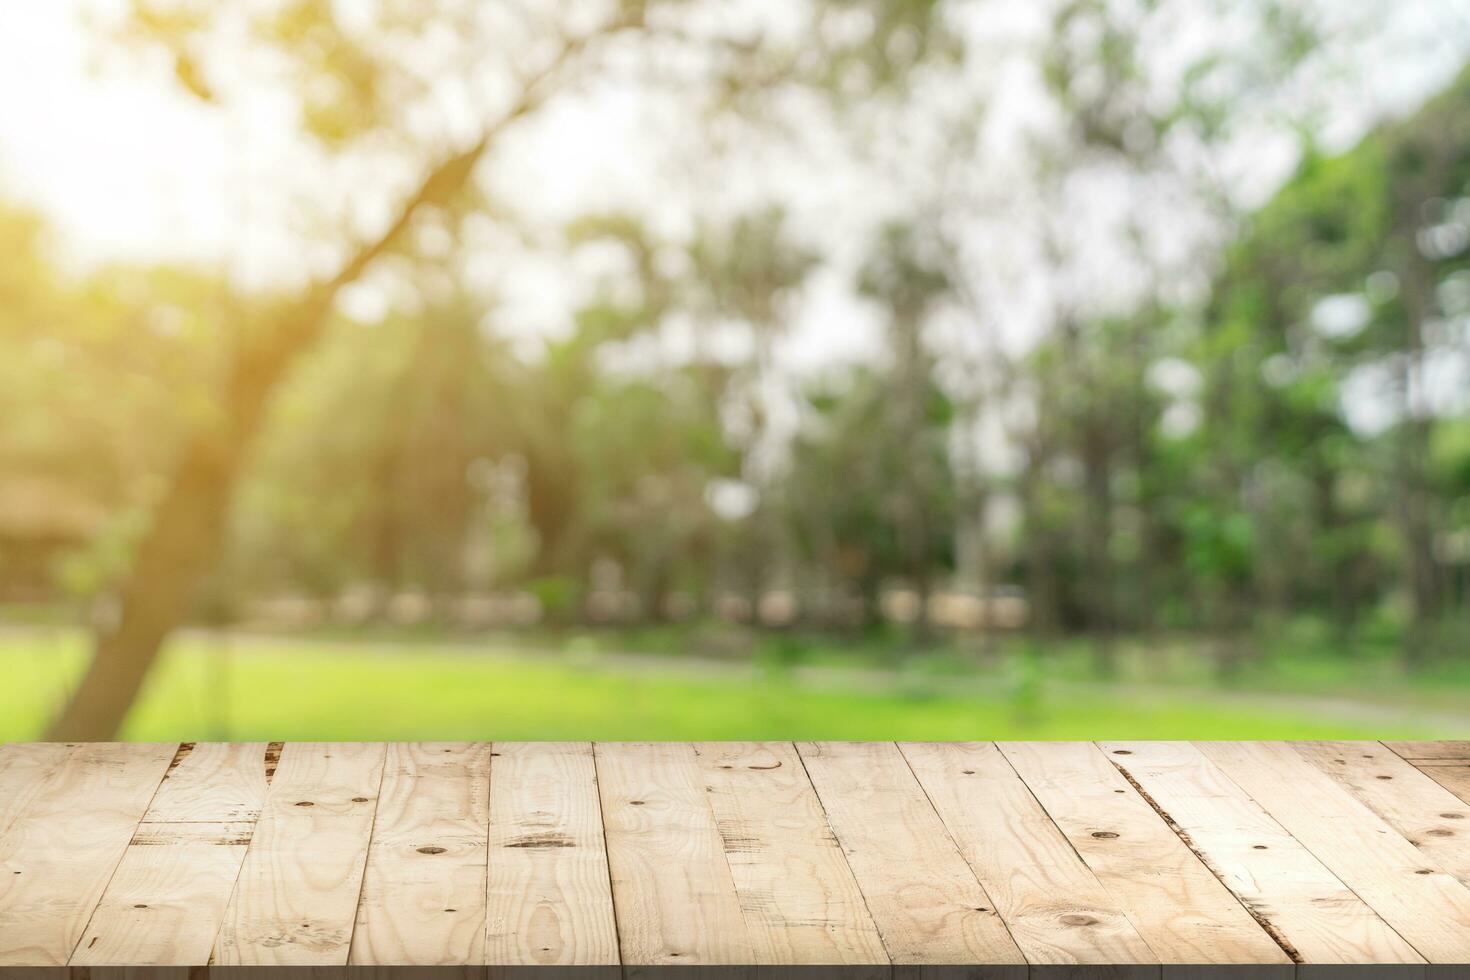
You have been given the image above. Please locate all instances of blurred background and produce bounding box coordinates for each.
[2,0,1470,742]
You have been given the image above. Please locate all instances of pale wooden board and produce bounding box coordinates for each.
[213,742,387,966]
[3,739,1467,976]
[796,741,1026,972]
[692,741,888,971]
[900,741,1157,970]
[1103,740,1423,965]
[484,743,618,967]
[996,742,1289,966]
[73,742,272,966]
[1197,741,1470,963]
[1293,741,1470,889]
[1412,764,1470,807]
[349,743,492,966]
[0,743,75,840]
[1386,742,1470,762]
[0,743,176,966]
[144,741,274,823]
[594,742,754,975]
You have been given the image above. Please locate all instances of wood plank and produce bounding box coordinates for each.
[1385,742,1470,762]
[1198,740,1470,963]
[1413,764,1470,807]
[484,743,618,968]
[0,743,76,840]
[594,742,753,975]
[348,742,491,966]
[212,742,386,966]
[901,741,1157,970]
[797,741,1026,973]
[692,741,888,971]
[1102,740,1422,966]
[72,742,272,966]
[0,743,176,966]
[1294,741,1470,889]
[997,741,1288,966]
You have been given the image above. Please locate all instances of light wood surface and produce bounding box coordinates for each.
[900,741,1156,970]
[797,741,1026,970]
[350,742,491,966]
[0,742,75,839]
[1387,741,1470,761]
[1293,740,1470,888]
[695,741,887,973]
[73,742,271,966]
[213,742,386,966]
[1388,741,1470,809]
[998,741,1289,966]
[595,741,754,974]
[1198,740,1470,964]
[3,740,1470,977]
[0,743,176,966]
[1102,740,1422,965]
[484,741,618,967]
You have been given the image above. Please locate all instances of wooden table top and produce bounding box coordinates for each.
[0,741,1468,977]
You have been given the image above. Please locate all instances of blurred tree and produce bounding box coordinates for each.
[858,222,954,644]
[1204,63,1470,659]
[47,0,958,737]
[688,207,818,604]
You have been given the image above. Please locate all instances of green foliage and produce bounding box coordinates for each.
[4,2,1470,690]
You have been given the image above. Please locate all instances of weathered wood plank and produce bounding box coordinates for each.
[0,743,176,966]
[797,741,1025,974]
[213,742,386,966]
[1385,742,1470,762]
[1412,764,1470,807]
[72,742,272,966]
[1293,741,1470,889]
[1198,740,1470,963]
[901,741,1157,971]
[693,741,888,971]
[348,743,491,966]
[0,743,76,840]
[1103,740,1422,966]
[484,742,618,967]
[595,742,753,976]
[997,741,1288,966]
[3,739,1466,976]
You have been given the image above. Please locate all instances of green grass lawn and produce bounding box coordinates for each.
[2,628,1465,741]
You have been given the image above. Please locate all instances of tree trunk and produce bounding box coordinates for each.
[1080,424,1115,676]
[45,132,503,740]
[1396,251,1444,663]
[1021,449,1060,637]
[45,439,241,739]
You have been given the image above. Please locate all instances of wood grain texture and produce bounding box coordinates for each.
[484,742,618,967]
[213,742,387,966]
[594,742,754,976]
[1198,740,1470,964]
[693,741,887,971]
[73,742,272,966]
[901,741,1156,970]
[0,743,176,966]
[1412,764,1470,807]
[1293,741,1470,889]
[997,741,1288,966]
[0,743,75,840]
[1102,740,1422,966]
[1,739,1467,977]
[797,741,1025,972]
[350,743,492,966]
[1386,742,1470,761]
